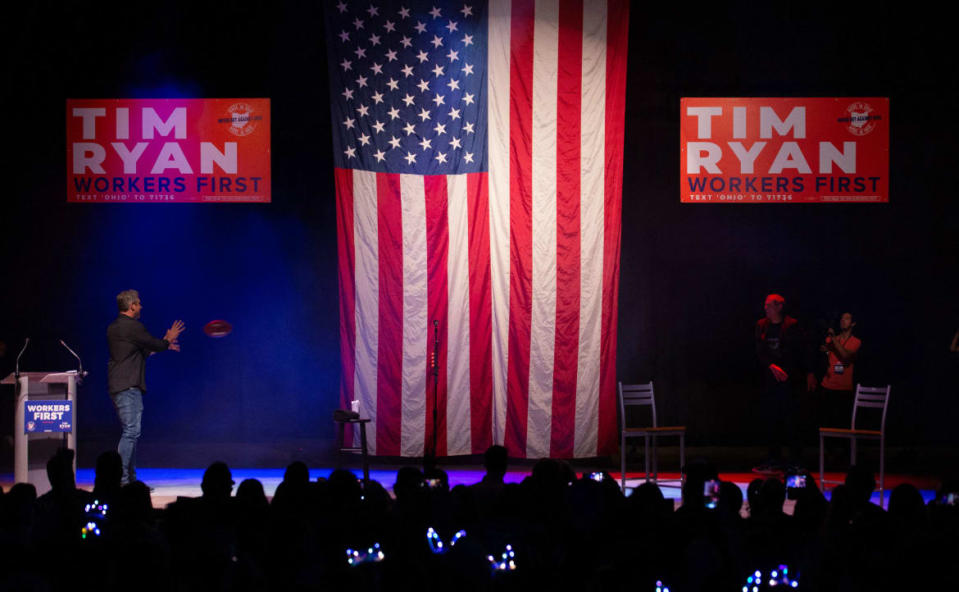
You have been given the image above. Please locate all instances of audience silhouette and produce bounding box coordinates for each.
[0,447,952,591]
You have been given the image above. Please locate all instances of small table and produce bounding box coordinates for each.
[334,417,370,484]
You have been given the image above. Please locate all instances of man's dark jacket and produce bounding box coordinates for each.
[755,316,812,385]
[107,315,169,394]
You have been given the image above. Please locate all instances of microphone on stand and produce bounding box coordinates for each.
[426,320,441,470]
[15,338,29,382]
[13,338,30,403]
[59,339,88,384]
[432,320,440,375]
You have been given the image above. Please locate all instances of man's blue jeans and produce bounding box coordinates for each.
[111,387,143,484]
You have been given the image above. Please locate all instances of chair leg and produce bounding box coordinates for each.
[621,434,626,493]
[879,434,885,509]
[819,432,825,491]
[359,423,369,485]
[644,434,650,481]
[680,433,686,482]
[652,435,658,481]
[851,437,857,467]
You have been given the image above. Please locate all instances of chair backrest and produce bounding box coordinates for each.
[851,384,891,432]
[618,381,658,429]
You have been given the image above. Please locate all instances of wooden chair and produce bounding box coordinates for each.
[619,381,686,492]
[819,384,890,506]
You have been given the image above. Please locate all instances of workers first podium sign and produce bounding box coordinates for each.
[680,98,888,203]
[25,400,73,433]
[66,98,271,203]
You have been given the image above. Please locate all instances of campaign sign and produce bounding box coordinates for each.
[680,98,888,203]
[25,400,73,433]
[67,98,271,203]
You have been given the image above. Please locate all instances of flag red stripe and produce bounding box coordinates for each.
[505,0,536,457]
[550,0,584,459]
[335,168,356,446]
[425,175,449,457]
[376,173,404,456]
[599,0,629,455]
[468,172,493,453]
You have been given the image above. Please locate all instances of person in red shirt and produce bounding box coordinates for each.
[819,312,861,428]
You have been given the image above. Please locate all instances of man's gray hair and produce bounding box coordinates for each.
[117,289,140,312]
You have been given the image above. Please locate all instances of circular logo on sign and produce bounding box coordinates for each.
[845,101,878,136]
[226,102,258,137]
[26,421,35,432]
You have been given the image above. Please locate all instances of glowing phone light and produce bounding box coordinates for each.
[80,521,101,539]
[427,527,466,554]
[345,543,384,566]
[488,545,517,572]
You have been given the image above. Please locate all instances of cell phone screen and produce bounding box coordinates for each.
[704,479,720,509]
[786,475,806,489]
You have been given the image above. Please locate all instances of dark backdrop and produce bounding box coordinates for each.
[1,2,956,468]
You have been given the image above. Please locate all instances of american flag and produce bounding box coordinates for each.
[326,0,627,458]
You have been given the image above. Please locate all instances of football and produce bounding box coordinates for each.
[203,319,233,338]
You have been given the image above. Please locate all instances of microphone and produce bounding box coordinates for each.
[433,319,439,328]
[15,338,29,380]
[59,339,88,383]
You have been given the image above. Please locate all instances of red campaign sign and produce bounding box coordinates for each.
[66,98,270,203]
[680,97,888,203]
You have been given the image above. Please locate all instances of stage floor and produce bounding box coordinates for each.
[2,466,939,510]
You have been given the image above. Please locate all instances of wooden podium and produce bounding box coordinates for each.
[1,371,78,494]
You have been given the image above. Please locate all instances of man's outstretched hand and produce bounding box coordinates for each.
[164,320,186,345]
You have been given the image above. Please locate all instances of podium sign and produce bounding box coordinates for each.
[24,400,73,433]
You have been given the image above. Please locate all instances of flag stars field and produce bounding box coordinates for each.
[328,1,485,174]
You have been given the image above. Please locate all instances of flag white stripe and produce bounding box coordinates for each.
[574,1,607,457]
[446,174,472,455]
[487,0,512,447]
[400,174,428,457]
[353,169,380,455]
[526,0,560,459]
